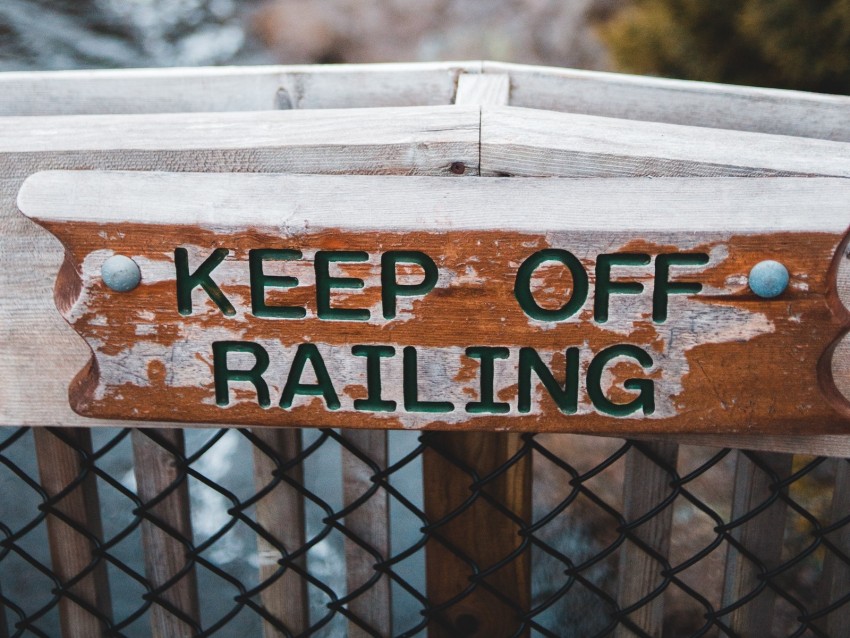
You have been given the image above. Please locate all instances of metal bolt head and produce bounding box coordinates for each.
[748,260,789,298]
[101,255,141,292]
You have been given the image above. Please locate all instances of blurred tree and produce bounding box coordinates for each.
[599,0,850,94]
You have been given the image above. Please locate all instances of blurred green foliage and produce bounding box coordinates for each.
[599,0,850,94]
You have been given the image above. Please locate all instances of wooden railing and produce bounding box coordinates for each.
[1,61,850,637]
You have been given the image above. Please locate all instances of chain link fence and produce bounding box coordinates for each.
[0,425,848,637]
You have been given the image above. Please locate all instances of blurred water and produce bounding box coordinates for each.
[0,0,272,70]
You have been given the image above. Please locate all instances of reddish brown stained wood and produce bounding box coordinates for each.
[20,173,850,437]
[131,429,200,637]
[33,427,112,638]
[615,441,678,638]
[721,451,793,636]
[251,428,309,637]
[340,429,392,637]
[817,459,850,635]
[40,223,850,435]
[423,432,531,638]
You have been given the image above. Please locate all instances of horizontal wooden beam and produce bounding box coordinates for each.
[0,62,477,116]
[17,171,850,439]
[485,61,850,142]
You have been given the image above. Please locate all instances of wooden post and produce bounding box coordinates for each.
[131,429,200,637]
[817,459,850,635]
[0,582,8,638]
[721,451,792,636]
[340,430,392,637]
[423,432,531,638]
[251,428,309,637]
[33,428,112,638]
[615,441,679,637]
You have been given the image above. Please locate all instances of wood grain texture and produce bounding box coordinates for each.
[0,62,476,116]
[251,428,309,637]
[1,63,850,454]
[817,459,850,635]
[0,107,478,434]
[481,106,850,178]
[423,432,531,638]
[455,73,510,106]
[340,430,392,637]
[721,451,792,636]
[615,441,678,638]
[485,61,850,142]
[131,429,200,637]
[33,428,112,638]
[19,172,850,436]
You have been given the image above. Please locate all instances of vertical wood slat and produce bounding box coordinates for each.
[818,459,850,635]
[131,429,200,637]
[423,432,531,638]
[33,427,112,638]
[0,581,8,638]
[251,428,309,637]
[340,430,392,638]
[721,451,793,636]
[615,441,679,638]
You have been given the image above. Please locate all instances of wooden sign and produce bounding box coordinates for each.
[18,170,850,434]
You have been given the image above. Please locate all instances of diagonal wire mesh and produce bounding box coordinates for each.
[0,424,849,637]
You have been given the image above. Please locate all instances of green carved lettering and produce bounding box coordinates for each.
[280,344,340,410]
[586,344,655,416]
[212,341,270,407]
[249,249,306,319]
[175,247,234,316]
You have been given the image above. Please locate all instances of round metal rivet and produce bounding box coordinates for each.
[748,260,789,299]
[102,255,141,292]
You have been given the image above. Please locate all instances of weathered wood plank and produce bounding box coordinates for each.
[251,428,309,637]
[720,451,792,635]
[340,430,392,637]
[0,107,478,433]
[485,61,850,142]
[0,62,477,116]
[455,73,510,107]
[481,106,850,178]
[131,429,200,637]
[615,441,678,638]
[18,172,850,437]
[32,428,112,638]
[423,431,531,637]
[817,459,850,635]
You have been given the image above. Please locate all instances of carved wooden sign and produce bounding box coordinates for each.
[18,171,850,434]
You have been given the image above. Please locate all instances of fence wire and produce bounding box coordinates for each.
[0,425,848,637]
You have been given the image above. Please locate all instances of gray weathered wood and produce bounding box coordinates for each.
[721,451,793,636]
[0,106,478,433]
[132,429,200,637]
[33,428,112,638]
[818,459,850,635]
[481,106,850,178]
[251,428,309,637]
[340,430,392,638]
[0,62,477,116]
[0,62,849,454]
[616,441,678,638]
[455,73,510,107]
[485,61,850,142]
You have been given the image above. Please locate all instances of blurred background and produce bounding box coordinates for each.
[1,0,848,94]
